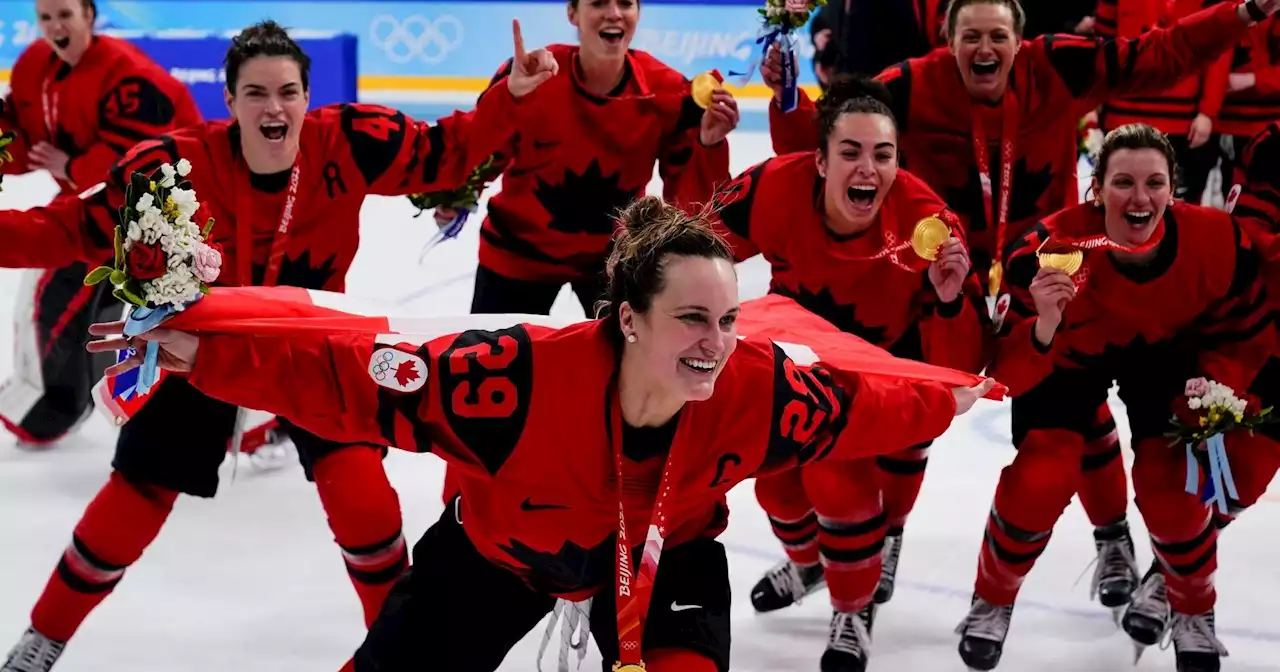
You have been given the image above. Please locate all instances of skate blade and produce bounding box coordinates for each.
[1131,641,1149,665]
[1110,606,1124,628]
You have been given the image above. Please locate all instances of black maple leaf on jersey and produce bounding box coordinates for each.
[252,249,339,289]
[497,535,615,595]
[1008,157,1055,225]
[773,285,891,346]
[947,156,1055,232]
[534,159,640,236]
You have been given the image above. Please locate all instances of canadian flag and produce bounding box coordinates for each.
[94,287,1005,425]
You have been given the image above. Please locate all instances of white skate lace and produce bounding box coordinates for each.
[765,560,812,605]
[536,598,593,672]
[827,610,872,657]
[879,534,902,583]
[1161,612,1229,657]
[1127,570,1170,624]
[2,629,65,672]
[1079,536,1139,601]
[954,598,1012,643]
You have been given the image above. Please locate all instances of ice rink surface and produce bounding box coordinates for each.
[0,131,1275,670]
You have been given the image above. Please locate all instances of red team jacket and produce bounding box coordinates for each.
[1216,14,1280,138]
[475,46,730,283]
[183,318,959,597]
[770,2,1257,275]
[0,96,528,290]
[1,35,202,192]
[990,201,1273,405]
[709,154,990,374]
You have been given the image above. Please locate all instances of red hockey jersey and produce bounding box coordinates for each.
[709,153,989,374]
[183,314,959,597]
[1,35,202,192]
[1095,0,1233,137]
[990,201,1272,403]
[473,46,730,283]
[0,96,527,291]
[770,2,1255,277]
[1215,15,1280,138]
[1231,122,1280,300]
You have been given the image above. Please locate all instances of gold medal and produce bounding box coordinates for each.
[1036,239,1083,276]
[911,215,950,261]
[691,71,721,109]
[988,260,1003,297]
[613,664,646,671]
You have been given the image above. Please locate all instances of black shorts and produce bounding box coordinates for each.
[111,375,381,498]
[470,264,605,317]
[353,500,732,672]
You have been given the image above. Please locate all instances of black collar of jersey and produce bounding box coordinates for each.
[570,54,634,105]
[1105,207,1178,284]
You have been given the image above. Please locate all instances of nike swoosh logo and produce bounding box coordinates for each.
[520,497,569,511]
[670,601,702,612]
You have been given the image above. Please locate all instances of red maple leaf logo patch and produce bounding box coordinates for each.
[393,359,421,388]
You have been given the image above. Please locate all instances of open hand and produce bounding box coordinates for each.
[951,378,997,416]
[30,142,69,182]
[86,320,200,376]
[507,19,559,99]
[927,238,970,304]
[700,89,740,147]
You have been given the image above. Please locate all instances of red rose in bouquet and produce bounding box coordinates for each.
[127,242,168,280]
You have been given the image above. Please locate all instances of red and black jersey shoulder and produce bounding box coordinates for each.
[756,341,850,472]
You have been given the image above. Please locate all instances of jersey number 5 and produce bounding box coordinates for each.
[447,335,520,419]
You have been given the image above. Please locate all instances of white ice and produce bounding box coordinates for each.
[0,132,1275,671]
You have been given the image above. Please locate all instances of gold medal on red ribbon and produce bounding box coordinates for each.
[613,663,646,671]
[988,260,1003,297]
[691,71,722,109]
[910,215,950,261]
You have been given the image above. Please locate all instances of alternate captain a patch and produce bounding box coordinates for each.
[369,347,427,393]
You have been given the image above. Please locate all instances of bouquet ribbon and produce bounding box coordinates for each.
[729,27,800,112]
[1184,435,1239,514]
[121,303,182,396]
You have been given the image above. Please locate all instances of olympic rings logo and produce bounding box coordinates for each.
[371,350,396,382]
[368,14,464,65]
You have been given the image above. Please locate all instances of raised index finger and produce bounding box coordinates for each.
[512,19,527,63]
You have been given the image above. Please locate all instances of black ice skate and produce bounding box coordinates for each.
[1122,562,1170,663]
[750,560,826,613]
[955,594,1014,671]
[1089,519,1140,622]
[1165,610,1228,672]
[874,526,904,604]
[1,627,65,672]
[821,604,876,672]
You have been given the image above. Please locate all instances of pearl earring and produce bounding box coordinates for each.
[626,334,637,343]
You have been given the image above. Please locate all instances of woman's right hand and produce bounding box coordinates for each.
[1028,267,1076,345]
[760,43,787,102]
[87,321,200,376]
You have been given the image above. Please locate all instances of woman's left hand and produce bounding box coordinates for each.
[951,378,997,416]
[86,320,201,376]
[927,238,970,304]
[30,142,69,182]
[700,89,740,147]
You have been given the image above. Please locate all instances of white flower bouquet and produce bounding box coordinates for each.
[84,159,221,394]
[1167,377,1275,512]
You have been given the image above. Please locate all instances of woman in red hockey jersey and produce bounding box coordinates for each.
[88,195,994,672]
[765,0,1280,615]
[706,75,987,671]
[0,20,558,671]
[1214,13,1280,202]
[0,0,203,446]
[957,123,1273,671]
[425,0,739,318]
[1114,121,1280,672]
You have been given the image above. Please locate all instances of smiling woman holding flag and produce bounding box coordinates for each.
[0,19,559,671]
[86,195,999,672]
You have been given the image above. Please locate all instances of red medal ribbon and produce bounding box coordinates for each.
[236,150,302,288]
[969,92,1020,291]
[610,387,682,668]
